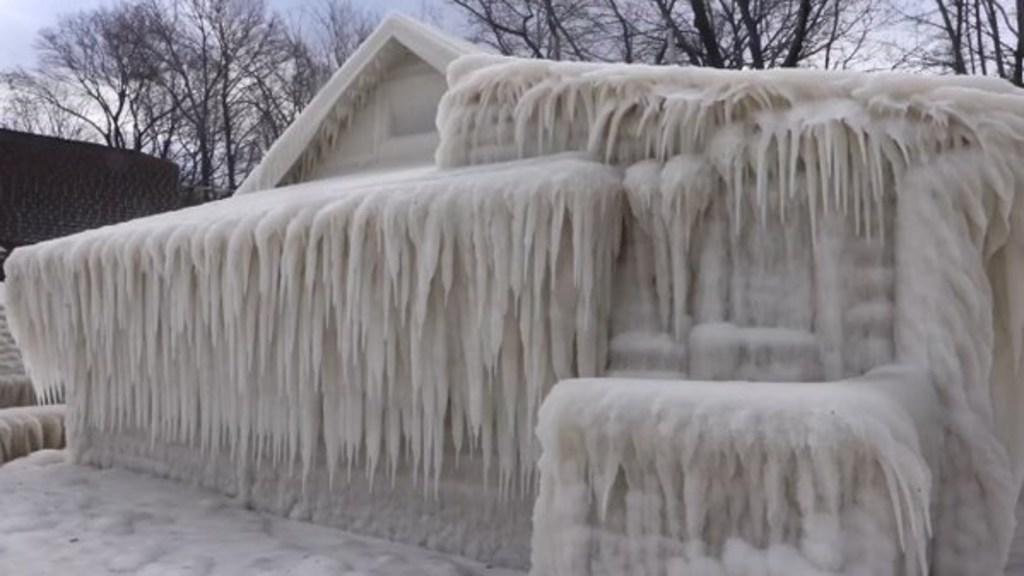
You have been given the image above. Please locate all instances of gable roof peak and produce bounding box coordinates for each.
[236,14,480,195]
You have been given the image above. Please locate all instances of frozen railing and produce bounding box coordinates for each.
[533,368,937,576]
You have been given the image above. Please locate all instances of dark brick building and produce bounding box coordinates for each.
[0,129,182,279]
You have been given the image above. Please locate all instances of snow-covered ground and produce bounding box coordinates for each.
[0,450,523,576]
[0,448,1023,574]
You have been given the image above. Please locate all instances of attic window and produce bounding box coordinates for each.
[390,99,437,136]
[387,60,445,137]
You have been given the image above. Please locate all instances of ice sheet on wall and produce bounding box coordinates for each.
[4,157,622,497]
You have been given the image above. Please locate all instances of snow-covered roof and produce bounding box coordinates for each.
[236,15,480,195]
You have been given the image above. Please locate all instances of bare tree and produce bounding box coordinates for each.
[0,74,89,140]
[1,5,174,153]
[297,0,378,83]
[141,0,322,189]
[1,0,376,193]
[901,0,1024,86]
[449,0,887,69]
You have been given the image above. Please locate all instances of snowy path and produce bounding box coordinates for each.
[0,451,523,576]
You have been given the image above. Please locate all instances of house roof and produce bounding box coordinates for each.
[0,128,181,258]
[235,14,480,195]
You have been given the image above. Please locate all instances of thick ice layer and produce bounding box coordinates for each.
[438,55,1024,172]
[614,156,897,384]
[435,55,1024,574]
[533,369,936,576]
[3,157,622,495]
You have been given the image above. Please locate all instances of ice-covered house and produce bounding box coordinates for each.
[6,13,1024,576]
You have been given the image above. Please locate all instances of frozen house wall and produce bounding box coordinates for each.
[7,49,1024,574]
[3,157,623,568]
[236,15,478,195]
[308,53,447,180]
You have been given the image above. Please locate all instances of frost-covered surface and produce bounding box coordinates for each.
[3,156,619,566]
[533,370,936,575]
[437,54,1024,169]
[435,56,1024,574]
[0,404,64,464]
[0,450,522,576]
[8,51,1024,574]
[6,156,619,493]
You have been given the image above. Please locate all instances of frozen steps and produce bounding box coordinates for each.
[0,375,34,409]
[0,304,35,408]
[0,404,65,465]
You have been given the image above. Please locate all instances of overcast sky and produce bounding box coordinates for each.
[0,0,452,70]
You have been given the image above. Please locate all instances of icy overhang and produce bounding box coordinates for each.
[5,155,622,495]
[437,54,1024,169]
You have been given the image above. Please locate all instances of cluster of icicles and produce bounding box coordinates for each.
[534,374,935,576]
[437,55,1024,243]
[5,158,621,495]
